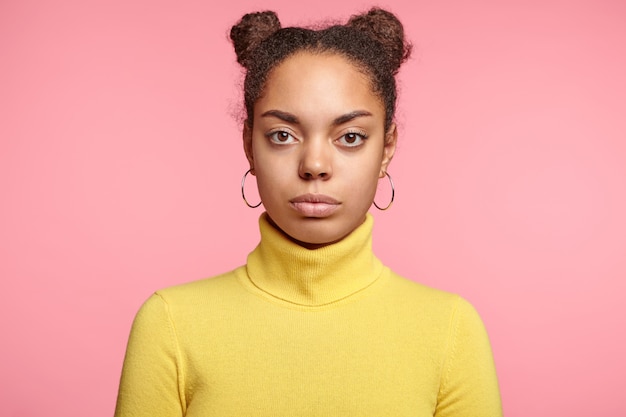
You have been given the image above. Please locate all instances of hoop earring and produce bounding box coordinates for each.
[373,172,395,211]
[241,169,262,208]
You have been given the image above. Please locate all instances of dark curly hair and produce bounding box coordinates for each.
[229,8,412,131]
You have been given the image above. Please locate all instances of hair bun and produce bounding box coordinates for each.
[230,11,282,68]
[347,8,412,74]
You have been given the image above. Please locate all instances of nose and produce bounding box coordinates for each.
[298,138,332,180]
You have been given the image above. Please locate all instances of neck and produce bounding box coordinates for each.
[245,213,384,306]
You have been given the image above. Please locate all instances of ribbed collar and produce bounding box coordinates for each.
[245,213,384,306]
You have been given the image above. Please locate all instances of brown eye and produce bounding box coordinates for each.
[337,132,366,147]
[345,133,358,143]
[269,131,296,144]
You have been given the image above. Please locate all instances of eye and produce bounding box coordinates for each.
[268,130,297,145]
[337,131,367,148]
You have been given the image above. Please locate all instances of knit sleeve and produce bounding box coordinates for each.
[435,297,503,417]
[115,293,186,417]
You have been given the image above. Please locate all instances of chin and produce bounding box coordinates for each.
[290,223,353,249]
[267,210,366,248]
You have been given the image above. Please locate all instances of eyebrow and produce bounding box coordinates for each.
[261,110,299,124]
[332,110,373,125]
[260,110,373,126]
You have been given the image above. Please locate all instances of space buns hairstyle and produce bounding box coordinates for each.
[229,7,412,130]
[347,8,412,75]
[230,11,282,68]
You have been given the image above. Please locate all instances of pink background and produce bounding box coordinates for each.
[2,0,625,415]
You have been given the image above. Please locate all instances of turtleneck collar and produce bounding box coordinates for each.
[245,213,384,307]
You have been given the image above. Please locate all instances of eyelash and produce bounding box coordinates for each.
[266,130,368,147]
[337,131,368,148]
[267,130,297,144]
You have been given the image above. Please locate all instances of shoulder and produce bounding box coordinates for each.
[131,267,249,324]
[377,270,488,332]
[155,266,246,302]
[381,270,463,310]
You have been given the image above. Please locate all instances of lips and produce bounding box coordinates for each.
[289,193,340,217]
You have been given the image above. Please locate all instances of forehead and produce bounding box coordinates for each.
[254,52,384,120]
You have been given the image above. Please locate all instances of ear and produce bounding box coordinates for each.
[379,123,397,177]
[243,120,255,174]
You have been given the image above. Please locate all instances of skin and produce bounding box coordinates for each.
[243,51,397,248]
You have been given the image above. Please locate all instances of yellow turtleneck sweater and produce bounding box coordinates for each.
[115,214,502,416]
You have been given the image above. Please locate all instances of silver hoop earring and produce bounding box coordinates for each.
[373,172,395,211]
[241,169,262,208]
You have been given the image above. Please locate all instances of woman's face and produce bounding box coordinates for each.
[244,51,396,247]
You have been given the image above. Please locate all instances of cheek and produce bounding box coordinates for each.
[340,158,381,199]
[345,149,383,176]
[251,142,276,182]
[253,161,290,200]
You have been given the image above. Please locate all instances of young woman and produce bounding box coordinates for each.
[115,8,502,417]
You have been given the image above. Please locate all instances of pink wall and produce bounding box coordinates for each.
[2,0,625,415]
